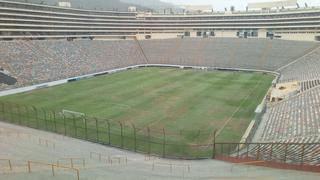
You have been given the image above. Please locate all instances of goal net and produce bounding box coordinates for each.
[61,109,85,118]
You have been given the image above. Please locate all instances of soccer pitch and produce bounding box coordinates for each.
[0,67,273,156]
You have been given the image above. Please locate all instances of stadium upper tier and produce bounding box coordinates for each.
[1,1,320,41]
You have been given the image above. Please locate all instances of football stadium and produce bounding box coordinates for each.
[0,0,320,179]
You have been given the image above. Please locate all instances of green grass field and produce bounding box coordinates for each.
[0,67,273,157]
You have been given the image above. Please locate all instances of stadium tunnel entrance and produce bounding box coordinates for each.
[0,70,17,85]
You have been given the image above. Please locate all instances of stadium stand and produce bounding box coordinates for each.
[140,38,317,70]
[0,39,146,88]
[0,38,316,90]
[1,0,320,171]
[258,85,320,142]
[300,80,320,92]
[237,136,320,166]
[279,46,320,84]
[1,1,320,41]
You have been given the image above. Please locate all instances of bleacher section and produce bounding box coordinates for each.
[300,80,320,92]
[0,40,146,88]
[0,38,316,90]
[259,85,320,142]
[237,136,320,166]
[247,43,320,147]
[279,46,320,83]
[140,38,316,71]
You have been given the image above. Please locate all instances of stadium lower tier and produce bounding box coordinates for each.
[0,38,320,151]
[0,38,317,90]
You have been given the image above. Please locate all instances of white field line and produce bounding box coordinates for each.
[211,78,266,143]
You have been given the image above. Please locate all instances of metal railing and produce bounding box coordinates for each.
[27,161,80,180]
[0,101,215,159]
[0,101,319,170]
[214,142,320,168]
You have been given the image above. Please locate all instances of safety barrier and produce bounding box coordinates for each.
[152,161,191,173]
[0,159,12,172]
[214,142,320,172]
[89,152,127,165]
[57,158,86,169]
[27,161,80,180]
[1,101,319,172]
[0,129,32,139]
[38,138,56,149]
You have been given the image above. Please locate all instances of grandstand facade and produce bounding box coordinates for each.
[1,0,320,41]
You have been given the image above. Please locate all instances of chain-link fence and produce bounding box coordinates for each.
[0,101,216,159]
[1,100,319,166]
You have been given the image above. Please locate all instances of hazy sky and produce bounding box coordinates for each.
[161,0,320,10]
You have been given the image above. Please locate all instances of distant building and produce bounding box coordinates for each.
[248,0,297,10]
[58,0,71,8]
[181,5,213,14]
[128,6,137,12]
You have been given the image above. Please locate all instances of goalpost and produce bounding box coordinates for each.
[61,110,85,118]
